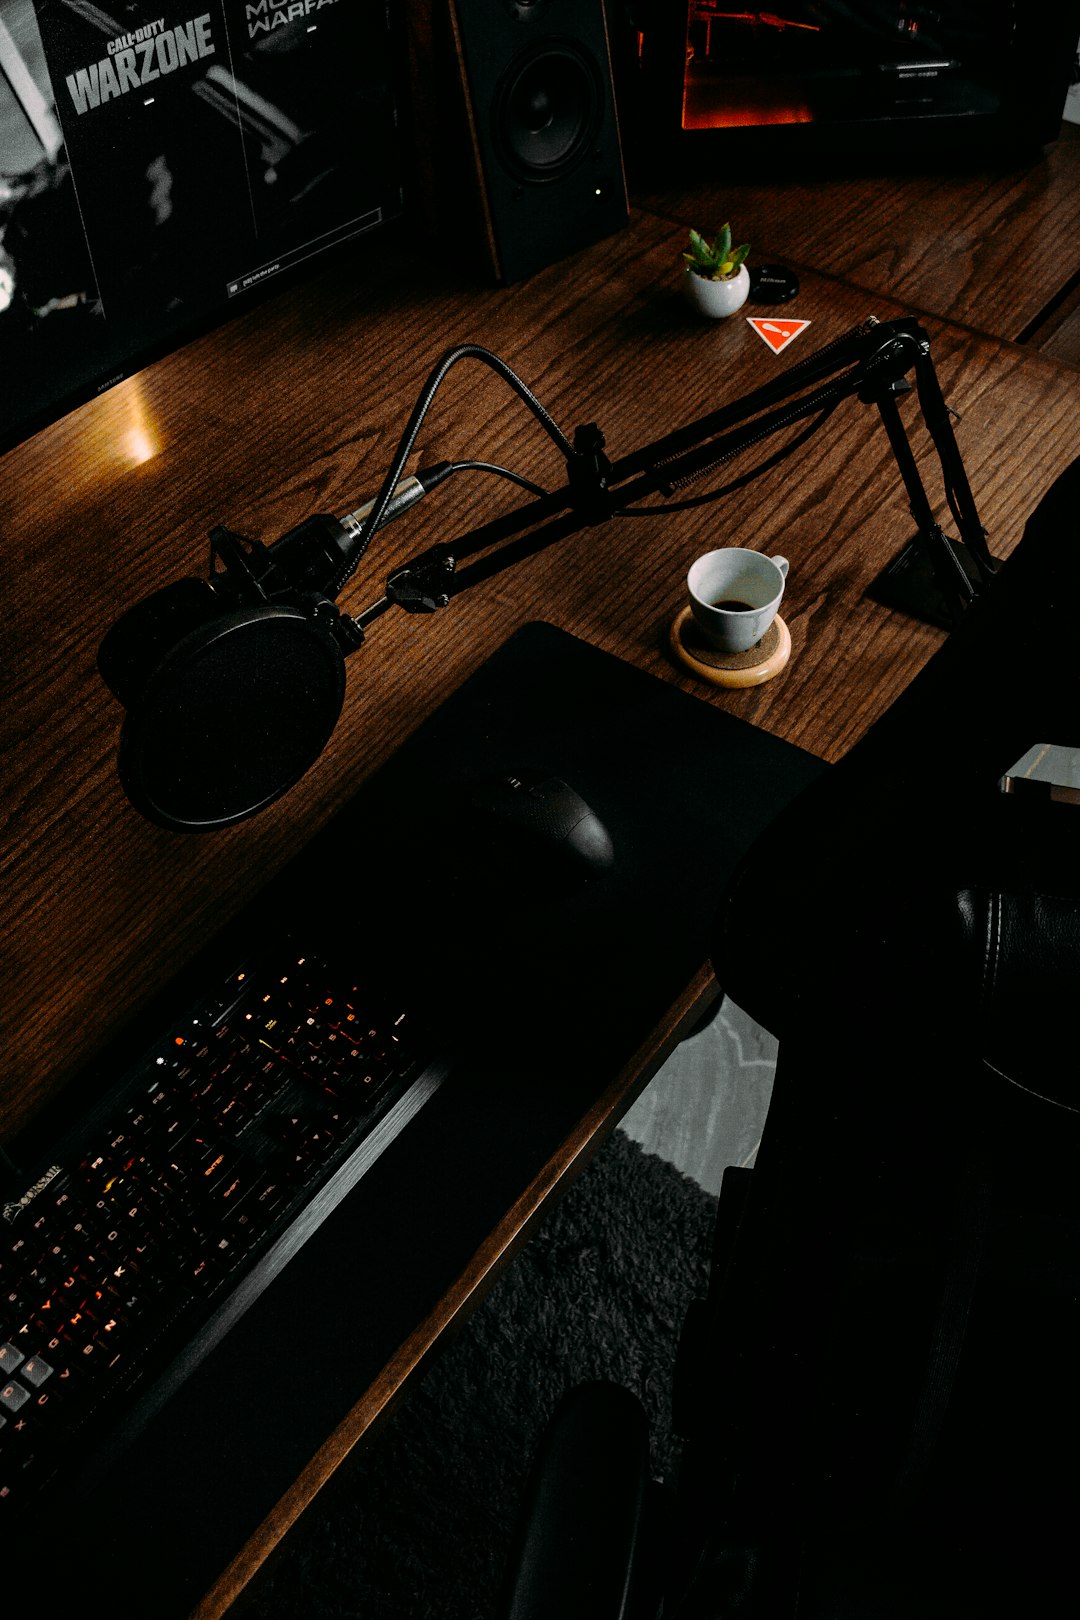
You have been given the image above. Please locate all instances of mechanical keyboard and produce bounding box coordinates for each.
[0,934,449,1520]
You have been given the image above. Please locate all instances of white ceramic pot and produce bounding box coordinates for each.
[682,262,750,320]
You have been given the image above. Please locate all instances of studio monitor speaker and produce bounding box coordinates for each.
[408,0,629,284]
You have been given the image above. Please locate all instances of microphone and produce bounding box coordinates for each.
[98,323,987,836]
[97,468,449,834]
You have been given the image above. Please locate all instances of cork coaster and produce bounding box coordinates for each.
[670,606,791,688]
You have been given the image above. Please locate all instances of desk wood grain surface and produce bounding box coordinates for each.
[2,146,1079,1616]
[634,123,1080,356]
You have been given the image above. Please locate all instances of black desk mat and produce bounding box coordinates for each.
[16,623,826,1616]
[335,620,827,1045]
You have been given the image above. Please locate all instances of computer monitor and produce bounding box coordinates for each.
[0,0,406,451]
[616,2,1077,171]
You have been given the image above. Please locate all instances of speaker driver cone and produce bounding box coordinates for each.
[494,43,603,180]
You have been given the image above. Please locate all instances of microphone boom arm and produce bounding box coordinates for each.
[349,316,995,638]
[96,317,999,831]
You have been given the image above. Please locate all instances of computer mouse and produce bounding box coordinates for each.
[460,768,616,881]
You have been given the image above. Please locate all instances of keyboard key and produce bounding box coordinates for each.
[20,1357,53,1390]
[0,1382,30,1415]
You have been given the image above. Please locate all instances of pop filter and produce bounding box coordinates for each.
[99,574,349,833]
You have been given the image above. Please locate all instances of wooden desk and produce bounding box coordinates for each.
[2,144,1079,1616]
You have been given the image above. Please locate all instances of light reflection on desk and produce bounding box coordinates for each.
[114,376,162,469]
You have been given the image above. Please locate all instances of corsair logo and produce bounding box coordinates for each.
[2,1165,63,1223]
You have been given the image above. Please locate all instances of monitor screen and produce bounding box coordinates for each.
[679,2,1022,131]
[0,0,405,451]
[616,3,1075,171]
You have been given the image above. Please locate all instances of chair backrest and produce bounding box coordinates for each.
[674,455,1080,1617]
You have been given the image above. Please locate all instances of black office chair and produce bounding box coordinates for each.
[497,455,1080,1620]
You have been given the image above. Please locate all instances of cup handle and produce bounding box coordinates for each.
[771,555,789,578]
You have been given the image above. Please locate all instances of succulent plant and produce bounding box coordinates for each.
[682,224,750,282]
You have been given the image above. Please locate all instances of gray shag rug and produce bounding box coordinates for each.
[243,1128,718,1619]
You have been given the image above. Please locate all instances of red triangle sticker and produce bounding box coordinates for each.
[747,316,811,354]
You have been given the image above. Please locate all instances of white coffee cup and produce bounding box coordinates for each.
[687,548,789,655]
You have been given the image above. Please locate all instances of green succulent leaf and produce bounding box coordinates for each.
[684,223,750,278]
[689,225,748,278]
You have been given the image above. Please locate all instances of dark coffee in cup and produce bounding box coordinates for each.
[712,597,755,611]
